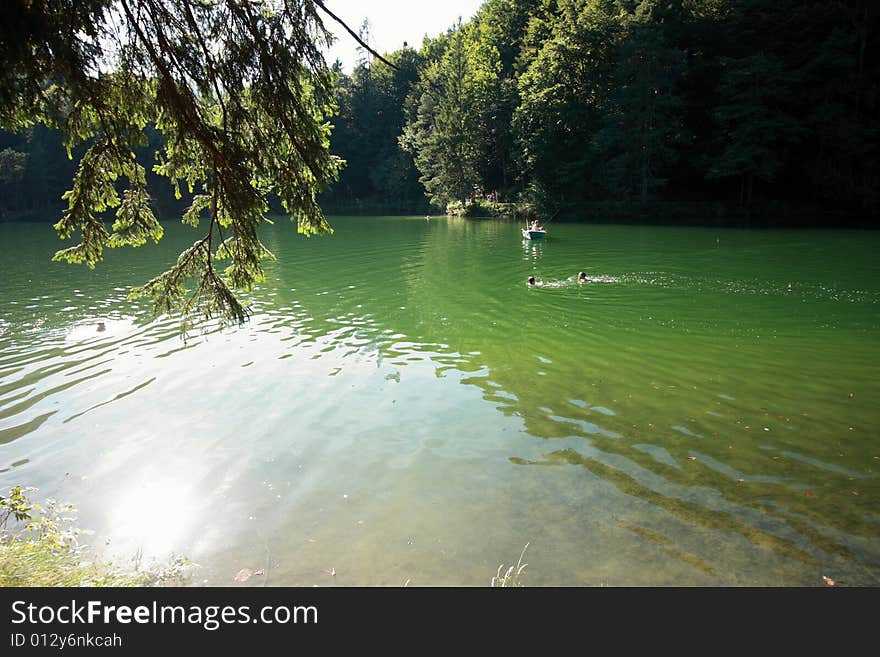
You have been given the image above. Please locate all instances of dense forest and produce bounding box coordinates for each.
[2,0,878,227]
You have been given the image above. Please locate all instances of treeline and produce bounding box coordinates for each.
[2,0,878,227]
[324,0,879,225]
[0,125,188,221]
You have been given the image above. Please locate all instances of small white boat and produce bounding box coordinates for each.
[522,228,546,240]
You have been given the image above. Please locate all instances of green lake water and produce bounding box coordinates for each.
[1,216,878,586]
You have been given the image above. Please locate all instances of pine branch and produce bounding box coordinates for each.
[312,0,400,71]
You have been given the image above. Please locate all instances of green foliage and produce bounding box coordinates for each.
[707,52,804,197]
[401,23,484,209]
[0,486,191,587]
[595,6,688,201]
[0,486,35,527]
[400,2,535,209]
[0,0,343,329]
[2,0,879,235]
[398,0,879,223]
[0,147,27,184]
[514,0,621,209]
[320,49,429,214]
[2,485,87,550]
[447,198,518,218]
[0,485,127,586]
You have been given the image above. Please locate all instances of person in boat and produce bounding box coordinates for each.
[529,219,544,232]
[578,271,588,284]
[528,276,536,286]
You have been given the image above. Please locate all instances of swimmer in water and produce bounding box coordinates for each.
[578,271,587,284]
[528,276,536,286]
[97,322,106,332]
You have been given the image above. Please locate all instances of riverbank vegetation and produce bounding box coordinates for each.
[325,0,879,225]
[0,486,190,587]
[2,1,876,228]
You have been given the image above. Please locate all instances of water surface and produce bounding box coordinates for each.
[1,216,878,585]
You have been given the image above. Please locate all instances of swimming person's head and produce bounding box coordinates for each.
[578,271,587,282]
[528,276,536,286]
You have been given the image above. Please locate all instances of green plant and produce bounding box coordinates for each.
[0,486,191,587]
[0,485,35,527]
[1,485,87,550]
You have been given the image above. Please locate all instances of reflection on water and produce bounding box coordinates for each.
[0,217,878,585]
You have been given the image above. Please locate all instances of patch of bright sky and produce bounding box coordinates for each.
[321,0,484,72]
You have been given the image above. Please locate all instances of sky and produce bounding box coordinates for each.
[320,0,485,71]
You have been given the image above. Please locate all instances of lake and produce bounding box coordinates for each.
[1,216,878,586]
